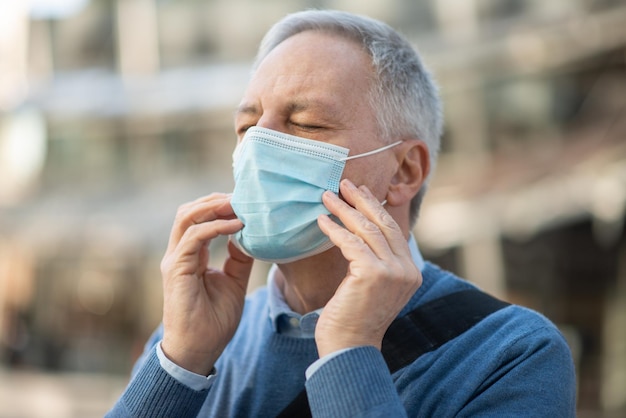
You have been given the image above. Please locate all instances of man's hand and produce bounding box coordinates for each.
[315,179,422,357]
[160,193,253,375]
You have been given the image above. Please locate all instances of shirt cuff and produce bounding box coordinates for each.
[305,347,354,380]
[156,341,216,391]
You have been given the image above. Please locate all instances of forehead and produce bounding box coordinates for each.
[244,31,375,107]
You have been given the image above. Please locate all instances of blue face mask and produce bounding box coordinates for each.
[231,126,401,263]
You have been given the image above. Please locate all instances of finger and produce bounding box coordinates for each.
[317,213,380,266]
[169,219,244,276]
[197,242,209,278]
[167,195,237,253]
[189,192,232,205]
[321,186,394,260]
[337,179,409,257]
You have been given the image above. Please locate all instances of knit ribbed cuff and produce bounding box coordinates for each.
[305,346,405,417]
[122,348,209,418]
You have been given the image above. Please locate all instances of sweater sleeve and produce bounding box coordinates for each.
[304,319,576,417]
[105,347,210,418]
[106,325,211,418]
[305,346,408,418]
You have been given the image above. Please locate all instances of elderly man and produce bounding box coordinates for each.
[108,10,576,417]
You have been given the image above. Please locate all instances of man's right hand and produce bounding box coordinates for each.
[159,193,253,375]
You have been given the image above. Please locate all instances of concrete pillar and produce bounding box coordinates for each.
[0,2,29,110]
[434,0,490,167]
[601,242,626,411]
[116,0,160,77]
[460,236,507,299]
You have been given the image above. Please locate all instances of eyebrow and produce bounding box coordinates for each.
[235,99,339,120]
[286,101,314,114]
[234,103,260,118]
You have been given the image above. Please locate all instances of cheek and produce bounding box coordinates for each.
[342,157,392,201]
[341,160,366,185]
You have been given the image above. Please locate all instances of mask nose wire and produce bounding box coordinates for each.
[340,140,403,161]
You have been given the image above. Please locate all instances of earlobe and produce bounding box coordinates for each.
[385,139,430,206]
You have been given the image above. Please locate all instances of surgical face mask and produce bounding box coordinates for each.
[230,126,401,263]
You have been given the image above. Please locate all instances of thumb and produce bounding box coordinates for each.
[223,239,254,291]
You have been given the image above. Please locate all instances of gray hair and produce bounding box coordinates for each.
[253,10,443,226]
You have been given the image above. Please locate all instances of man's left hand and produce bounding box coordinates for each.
[315,178,422,357]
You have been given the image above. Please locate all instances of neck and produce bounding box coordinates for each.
[276,246,348,314]
[275,205,412,315]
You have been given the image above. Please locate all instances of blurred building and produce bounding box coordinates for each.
[0,0,625,416]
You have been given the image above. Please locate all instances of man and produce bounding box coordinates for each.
[108,10,576,417]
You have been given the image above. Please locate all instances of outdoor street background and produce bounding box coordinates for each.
[1,0,625,416]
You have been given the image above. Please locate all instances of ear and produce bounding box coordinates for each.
[385,139,430,206]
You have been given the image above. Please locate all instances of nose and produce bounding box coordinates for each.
[255,113,285,134]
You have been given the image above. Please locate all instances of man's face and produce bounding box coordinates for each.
[235,31,398,202]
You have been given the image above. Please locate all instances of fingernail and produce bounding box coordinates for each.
[323,190,338,199]
[341,179,356,189]
[359,184,374,197]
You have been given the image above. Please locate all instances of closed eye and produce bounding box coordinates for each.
[236,124,255,137]
[290,121,325,133]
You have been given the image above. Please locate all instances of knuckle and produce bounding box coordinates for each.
[363,260,387,278]
[174,204,192,222]
[345,232,367,247]
[401,264,421,288]
[372,265,389,279]
[363,221,380,234]
[378,210,399,231]
[354,217,381,236]
[160,255,172,275]
[185,223,202,239]
[384,260,415,283]
[177,201,193,214]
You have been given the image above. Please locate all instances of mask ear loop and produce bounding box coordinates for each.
[340,141,401,206]
[340,140,403,161]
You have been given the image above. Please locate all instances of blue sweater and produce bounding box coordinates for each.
[108,263,577,417]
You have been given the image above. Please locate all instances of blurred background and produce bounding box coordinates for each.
[0,0,625,416]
